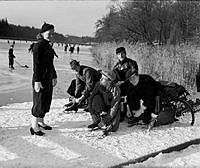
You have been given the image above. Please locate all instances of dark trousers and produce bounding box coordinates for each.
[67,79,85,98]
[119,82,129,96]
[127,89,154,124]
[196,72,200,92]
[119,82,129,121]
[9,58,14,68]
[90,95,120,132]
[32,81,53,118]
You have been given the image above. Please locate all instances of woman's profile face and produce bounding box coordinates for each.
[43,28,54,40]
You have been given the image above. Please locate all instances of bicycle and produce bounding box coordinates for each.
[157,81,195,126]
[158,92,195,126]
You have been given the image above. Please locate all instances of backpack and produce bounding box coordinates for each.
[159,81,187,99]
[155,104,176,126]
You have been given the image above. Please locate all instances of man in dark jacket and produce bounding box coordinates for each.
[64,60,102,112]
[88,70,121,134]
[112,47,138,121]
[126,72,161,127]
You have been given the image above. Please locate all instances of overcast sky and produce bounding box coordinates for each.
[0,1,110,37]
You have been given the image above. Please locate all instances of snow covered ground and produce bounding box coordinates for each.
[0,39,200,167]
[0,99,200,167]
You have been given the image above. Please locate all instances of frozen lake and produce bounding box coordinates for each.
[0,39,95,105]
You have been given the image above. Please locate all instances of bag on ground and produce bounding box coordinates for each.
[155,105,176,126]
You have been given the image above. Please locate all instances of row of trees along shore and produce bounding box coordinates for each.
[92,0,200,91]
[95,0,200,45]
[0,18,95,44]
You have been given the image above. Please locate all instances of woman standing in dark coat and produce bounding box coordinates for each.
[30,22,57,136]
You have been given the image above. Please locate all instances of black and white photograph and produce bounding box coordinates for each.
[0,0,200,167]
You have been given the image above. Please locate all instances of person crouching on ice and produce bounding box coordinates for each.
[88,70,121,134]
[126,72,161,127]
[63,60,102,112]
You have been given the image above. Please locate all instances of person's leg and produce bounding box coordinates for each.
[31,116,40,131]
[31,88,46,134]
[30,115,45,136]
[11,58,14,69]
[196,72,200,92]
[111,110,120,132]
[140,104,155,124]
[67,79,76,97]
[88,94,105,128]
[75,80,85,99]
[64,79,77,108]
[119,82,130,122]
[38,84,53,129]
[127,89,142,125]
[38,117,45,126]
[127,89,140,111]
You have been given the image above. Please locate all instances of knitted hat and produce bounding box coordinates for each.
[116,47,126,54]
[70,59,80,69]
[100,70,116,82]
[40,22,54,33]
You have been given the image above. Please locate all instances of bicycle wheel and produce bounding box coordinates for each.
[169,99,195,125]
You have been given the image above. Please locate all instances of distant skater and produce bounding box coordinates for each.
[30,22,57,136]
[8,44,15,70]
[64,43,68,53]
[77,45,80,54]
[69,44,75,54]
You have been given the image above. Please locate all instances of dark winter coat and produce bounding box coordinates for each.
[113,57,138,81]
[31,38,57,118]
[75,65,101,99]
[126,74,161,123]
[8,48,15,59]
[89,82,121,119]
[32,38,57,83]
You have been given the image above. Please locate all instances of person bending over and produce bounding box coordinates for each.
[88,70,121,134]
[64,60,101,112]
[126,72,161,127]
